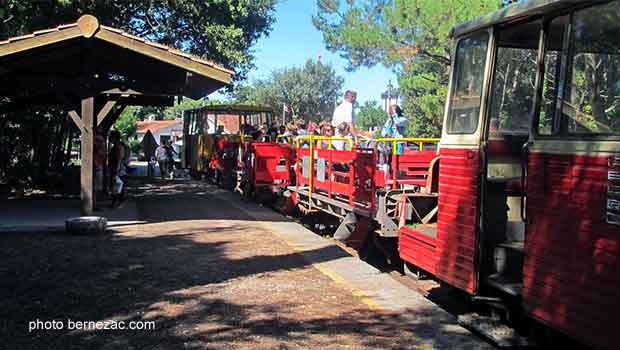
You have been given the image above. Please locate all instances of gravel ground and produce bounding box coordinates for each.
[0,179,488,349]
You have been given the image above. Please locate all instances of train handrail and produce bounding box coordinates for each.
[294,135,354,150]
[373,137,440,153]
[372,137,440,190]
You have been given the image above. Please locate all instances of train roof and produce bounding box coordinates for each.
[449,0,608,38]
[185,104,274,114]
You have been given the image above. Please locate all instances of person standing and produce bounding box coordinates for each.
[93,128,107,210]
[155,142,168,179]
[386,104,407,137]
[165,140,177,179]
[108,130,127,208]
[331,90,358,139]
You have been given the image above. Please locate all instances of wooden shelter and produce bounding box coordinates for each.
[0,15,234,215]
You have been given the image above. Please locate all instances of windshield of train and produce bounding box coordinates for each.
[447,32,490,134]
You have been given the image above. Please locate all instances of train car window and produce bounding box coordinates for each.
[537,16,567,135]
[447,32,490,134]
[488,21,541,136]
[562,2,620,136]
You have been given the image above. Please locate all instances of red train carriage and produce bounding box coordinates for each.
[239,139,296,205]
[287,136,439,252]
[398,0,620,348]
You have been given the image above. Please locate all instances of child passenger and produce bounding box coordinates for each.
[332,122,352,151]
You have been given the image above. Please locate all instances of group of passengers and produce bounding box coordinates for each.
[278,89,407,152]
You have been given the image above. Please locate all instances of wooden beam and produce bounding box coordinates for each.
[0,26,83,58]
[101,87,179,96]
[68,110,85,130]
[80,96,95,216]
[117,95,174,107]
[96,100,116,127]
[100,104,127,132]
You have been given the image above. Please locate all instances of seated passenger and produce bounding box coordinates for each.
[332,122,352,151]
[318,120,335,149]
[295,119,310,148]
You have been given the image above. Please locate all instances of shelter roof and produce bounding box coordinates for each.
[449,0,606,38]
[0,15,234,103]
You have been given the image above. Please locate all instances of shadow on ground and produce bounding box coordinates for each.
[129,178,287,224]
[0,179,486,350]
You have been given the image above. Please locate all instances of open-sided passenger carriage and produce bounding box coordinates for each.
[239,137,297,205]
[284,136,440,254]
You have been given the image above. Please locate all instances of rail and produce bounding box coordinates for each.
[294,135,355,150]
[373,137,440,190]
[373,137,440,153]
[294,135,356,206]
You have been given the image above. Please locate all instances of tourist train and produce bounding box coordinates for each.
[183,1,620,348]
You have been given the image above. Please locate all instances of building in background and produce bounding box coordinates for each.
[136,119,183,160]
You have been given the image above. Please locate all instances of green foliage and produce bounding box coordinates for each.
[356,101,387,131]
[127,139,142,157]
[233,59,344,122]
[114,108,139,141]
[0,0,277,82]
[313,0,502,137]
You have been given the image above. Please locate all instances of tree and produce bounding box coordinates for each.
[233,59,344,122]
[114,107,139,141]
[313,0,502,137]
[356,101,387,132]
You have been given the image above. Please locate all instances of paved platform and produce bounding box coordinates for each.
[0,180,492,349]
[213,187,491,349]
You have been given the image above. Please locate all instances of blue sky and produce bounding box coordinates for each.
[219,0,397,105]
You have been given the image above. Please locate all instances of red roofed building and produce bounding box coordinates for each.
[136,118,183,159]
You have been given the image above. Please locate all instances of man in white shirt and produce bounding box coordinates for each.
[331,90,357,137]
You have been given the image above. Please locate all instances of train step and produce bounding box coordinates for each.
[486,273,523,297]
[458,313,533,348]
[492,242,524,286]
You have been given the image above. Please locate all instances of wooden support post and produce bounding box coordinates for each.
[80,96,95,216]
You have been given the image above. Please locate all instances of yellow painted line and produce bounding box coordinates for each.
[217,196,385,312]
[313,263,382,311]
[214,191,436,349]
[258,221,384,310]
